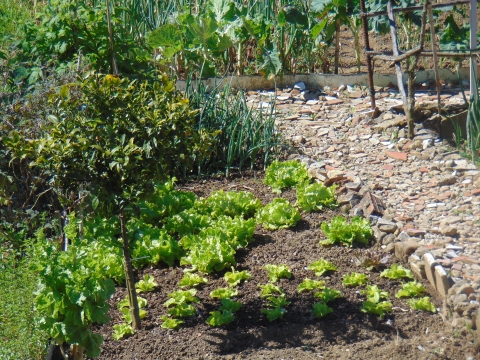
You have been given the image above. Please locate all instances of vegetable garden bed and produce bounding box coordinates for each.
[68,173,475,360]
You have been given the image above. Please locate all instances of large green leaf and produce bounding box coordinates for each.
[209,0,236,23]
[283,6,309,29]
[147,25,183,59]
[259,43,282,80]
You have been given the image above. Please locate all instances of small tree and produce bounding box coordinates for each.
[5,72,208,350]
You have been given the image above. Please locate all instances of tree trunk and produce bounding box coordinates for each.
[119,210,141,329]
[353,25,361,73]
[105,0,119,75]
[237,42,243,76]
[407,72,416,139]
[334,19,340,74]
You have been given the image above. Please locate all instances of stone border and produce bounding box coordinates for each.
[176,67,480,92]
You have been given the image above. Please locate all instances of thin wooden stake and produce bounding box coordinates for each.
[428,3,441,114]
[360,0,376,112]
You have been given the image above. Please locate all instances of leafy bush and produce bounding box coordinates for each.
[380,264,414,280]
[4,72,211,202]
[307,259,338,277]
[256,198,301,230]
[264,160,311,193]
[342,272,369,287]
[296,183,337,212]
[320,216,373,247]
[34,236,115,358]
[264,264,292,283]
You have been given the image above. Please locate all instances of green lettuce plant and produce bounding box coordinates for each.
[210,287,239,299]
[206,310,235,326]
[361,285,389,303]
[360,301,393,318]
[224,268,252,287]
[264,264,292,283]
[320,216,373,247]
[160,316,184,330]
[311,302,333,318]
[380,264,414,280]
[198,190,262,219]
[342,272,369,287]
[167,303,196,318]
[314,287,342,303]
[266,295,291,308]
[256,198,301,230]
[296,183,337,212]
[219,298,242,313]
[307,259,338,276]
[258,284,284,298]
[135,274,158,293]
[178,273,209,288]
[407,297,437,313]
[164,289,199,308]
[261,307,286,322]
[264,160,311,193]
[297,279,326,293]
[396,281,427,298]
[112,324,134,340]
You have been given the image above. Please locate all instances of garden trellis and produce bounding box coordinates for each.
[359,0,478,138]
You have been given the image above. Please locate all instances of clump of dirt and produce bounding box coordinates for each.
[78,174,478,360]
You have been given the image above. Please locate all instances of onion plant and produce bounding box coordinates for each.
[185,72,280,176]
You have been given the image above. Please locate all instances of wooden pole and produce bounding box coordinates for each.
[428,3,442,114]
[359,0,377,112]
[387,1,408,104]
[470,0,478,99]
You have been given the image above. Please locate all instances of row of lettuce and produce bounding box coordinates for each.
[111,260,436,339]
[31,160,439,358]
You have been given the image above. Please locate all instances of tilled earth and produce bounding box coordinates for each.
[80,175,479,360]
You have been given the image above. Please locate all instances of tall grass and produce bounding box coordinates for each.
[459,72,480,164]
[0,240,48,359]
[185,73,280,176]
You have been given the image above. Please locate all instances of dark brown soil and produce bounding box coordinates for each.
[81,174,478,360]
